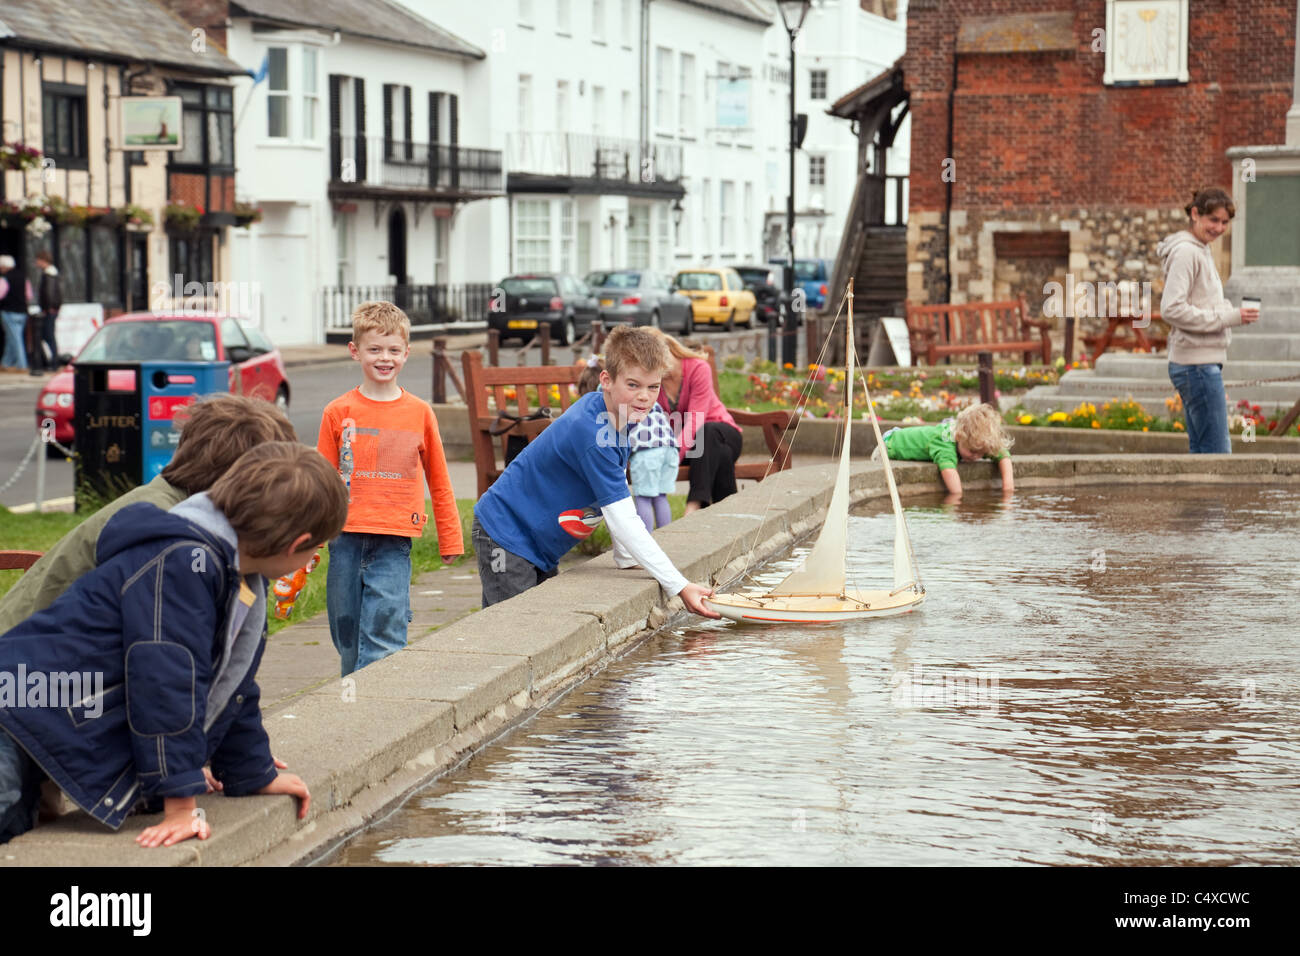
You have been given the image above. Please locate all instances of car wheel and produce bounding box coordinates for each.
[684,308,694,336]
[275,385,290,413]
[724,310,735,332]
[558,316,576,345]
[650,310,661,329]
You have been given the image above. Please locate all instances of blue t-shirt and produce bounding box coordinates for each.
[475,390,632,571]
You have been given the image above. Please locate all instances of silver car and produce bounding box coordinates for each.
[585,269,695,334]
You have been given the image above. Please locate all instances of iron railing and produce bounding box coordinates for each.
[323,283,495,330]
[329,136,503,193]
[505,132,683,185]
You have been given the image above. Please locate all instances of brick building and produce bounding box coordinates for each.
[902,0,1295,335]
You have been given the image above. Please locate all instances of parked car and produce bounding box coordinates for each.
[584,269,694,333]
[489,273,600,345]
[670,267,757,331]
[768,256,833,310]
[735,263,796,327]
[35,312,290,448]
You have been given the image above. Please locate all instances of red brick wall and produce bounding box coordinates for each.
[168,173,234,212]
[906,0,1295,213]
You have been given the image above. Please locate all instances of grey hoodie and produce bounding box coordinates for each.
[1156,230,1243,365]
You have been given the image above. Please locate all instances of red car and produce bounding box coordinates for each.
[36,312,291,446]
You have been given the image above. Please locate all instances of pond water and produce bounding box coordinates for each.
[328,484,1300,866]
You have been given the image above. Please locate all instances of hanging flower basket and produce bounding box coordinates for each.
[118,204,155,231]
[232,200,263,228]
[164,200,204,234]
[0,141,42,172]
[26,216,53,238]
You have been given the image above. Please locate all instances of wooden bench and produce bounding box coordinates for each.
[905,296,1051,366]
[0,551,42,572]
[1082,313,1167,364]
[462,348,796,498]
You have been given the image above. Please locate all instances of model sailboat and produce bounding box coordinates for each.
[705,280,926,624]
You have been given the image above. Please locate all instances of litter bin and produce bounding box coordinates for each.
[74,360,229,509]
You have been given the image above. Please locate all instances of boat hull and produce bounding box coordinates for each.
[705,589,925,624]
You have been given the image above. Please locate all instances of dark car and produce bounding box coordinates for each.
[584,269,694,334]
[489,273,600,345]
[735,264,795,327]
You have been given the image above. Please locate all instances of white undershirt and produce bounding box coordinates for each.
[601,496,690,596]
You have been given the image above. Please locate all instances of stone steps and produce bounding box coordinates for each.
[1019,370,1299,416]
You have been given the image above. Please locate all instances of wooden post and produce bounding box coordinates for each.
[432,336,447,404]
[1063,315,1075,366]
[539,323,551,365]
[592,320,605,354]
[978,351,995,407]
[486,329,500,367]
[1271,396,1300,437]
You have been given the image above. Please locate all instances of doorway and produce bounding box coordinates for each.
[388,205,408,308]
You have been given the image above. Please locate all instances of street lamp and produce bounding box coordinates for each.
[671,196,684,240]
[777,0,811,368]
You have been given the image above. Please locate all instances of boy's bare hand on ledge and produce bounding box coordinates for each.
[441,553,462,565]
[259,772,311,820]
[136,796,208,848]
[680,583,720,619]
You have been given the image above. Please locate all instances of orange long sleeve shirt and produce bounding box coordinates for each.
[317,388,463,554]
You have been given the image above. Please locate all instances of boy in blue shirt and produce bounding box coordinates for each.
[473,326,717,617]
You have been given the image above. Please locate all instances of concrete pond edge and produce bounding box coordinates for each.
[4,453,1299,867]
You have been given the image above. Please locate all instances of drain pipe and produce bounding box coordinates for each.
[943,31,957,308]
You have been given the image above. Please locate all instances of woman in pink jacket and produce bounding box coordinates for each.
[653,332,742,514]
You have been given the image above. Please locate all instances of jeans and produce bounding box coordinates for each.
[326,532,413,676]
[472,516,557,608]
[0,729,42,845]
[0,311,27,368]
[1168,362,1231,454]
[30,312,58,370]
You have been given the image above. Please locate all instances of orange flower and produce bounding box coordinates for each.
[1091,420,1101,429]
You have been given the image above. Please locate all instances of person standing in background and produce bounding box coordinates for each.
[0,255,30,373]
[28,249,62,377]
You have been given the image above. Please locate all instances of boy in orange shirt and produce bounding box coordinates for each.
[317,301,464,675]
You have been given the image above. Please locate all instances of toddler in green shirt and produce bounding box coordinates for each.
[874,403,1014,497]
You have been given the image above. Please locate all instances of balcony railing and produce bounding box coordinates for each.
[329,136,503,194]
[506,132,683,185]
[323,283,495,330]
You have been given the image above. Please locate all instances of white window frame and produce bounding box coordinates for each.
[556,80,570,132]
[593,0,607,43]
[720,180,734,252]
[518,0,534,26]
[810,68,828,101]
[743,182,753,257]
[518,74,533,132]
[561,199,576,273]
[700,178,711,255]
[622,0,633,47]
[515,198,552,273]
[655,47,673,133]
[301,47,319,141]
[621,90,633,139]
[335,210,352,287]
[592,85,605,136]
[628,202,651,268]
[678,53,695,136]
[266,46,290,139]
[557,0,572,34]
[655,203,670,269]
[434,217,449,285]
[809,155,826,187]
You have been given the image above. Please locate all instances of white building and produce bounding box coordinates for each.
[218,0,502,345]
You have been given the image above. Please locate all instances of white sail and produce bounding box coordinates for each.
[769,301,856,596]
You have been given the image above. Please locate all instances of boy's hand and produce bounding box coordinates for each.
[258,772,311,820]
[441,553,462,565]
[679,583,720,619]
[136,796,208,848]
[206,756,286,792]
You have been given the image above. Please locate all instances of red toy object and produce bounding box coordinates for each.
[557,507,603,540]
[273,551,321,619]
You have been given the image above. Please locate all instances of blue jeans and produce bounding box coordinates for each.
[1168,362,1230,454]
[0,311,27,369]
[326,532,413,676]
[0,729,42,844]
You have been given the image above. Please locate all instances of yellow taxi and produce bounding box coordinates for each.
[671,267,757,331]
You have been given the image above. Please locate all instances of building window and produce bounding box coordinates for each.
[518,0,533,25]
[700,178,711,252]
[720,181,734,251]
[622,0,633,46]
[621,90,632,139]
[302,47,319,141]
[518,75,533,132]
[592,86,605,136]
[678,53,695,133]
[593,0,606,42]
[558,0,571,32]
[628,202,651,268]
[743,181,753,255]
[810,69,828,100]
[556,80,570,132]
[170,231,214,290]
[516,199,551,272]
[809,155,826,187]
[171,84,234,169]
[434,217,450,284]
[561,200,575,273]
[267,47,289,137]
[42,84,87,166]
[336,212,352,287]
[655,204,670,269]
[655,47,673,131]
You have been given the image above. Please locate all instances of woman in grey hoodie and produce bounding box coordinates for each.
[1156,188,1260,453]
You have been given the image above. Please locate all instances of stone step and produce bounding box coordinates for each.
[1093,353,1300,380]
[1020,376,1299,416]
[1227,333,1300,360]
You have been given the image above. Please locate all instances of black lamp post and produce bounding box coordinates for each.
[671,197,684,240]
[777,0,811,369]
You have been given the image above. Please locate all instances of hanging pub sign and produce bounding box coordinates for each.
[120,97,184,150]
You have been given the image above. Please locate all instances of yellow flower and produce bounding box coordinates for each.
[1142,426,1149,431]
[1018,414,1034,425]
[1048,411,1068,423]
[891,389,901,397]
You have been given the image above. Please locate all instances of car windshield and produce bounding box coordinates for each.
[502,277,559,295]
[78,320,219,362]
[676,272,722,291]
[735,268,769,285]
[592,271,641,290]
[793,261,822,280]
[241,325,273,352]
